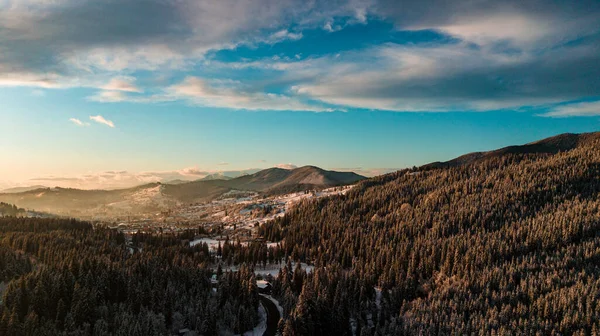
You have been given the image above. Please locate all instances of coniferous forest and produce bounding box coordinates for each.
[2,132,600,335]
[264,132,600,335]
[0,218,261,336]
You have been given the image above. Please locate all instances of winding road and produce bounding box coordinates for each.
[258,295,281,336]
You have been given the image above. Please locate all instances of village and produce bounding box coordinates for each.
[108,185,354,250]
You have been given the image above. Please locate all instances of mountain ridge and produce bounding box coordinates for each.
[423,131,600,169]
[0,166,365,216]
[0,185,48,194]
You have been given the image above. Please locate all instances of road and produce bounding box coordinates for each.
[258,295,281,336]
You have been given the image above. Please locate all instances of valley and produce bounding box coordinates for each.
[0,166,364,220]
[113,184,355,250]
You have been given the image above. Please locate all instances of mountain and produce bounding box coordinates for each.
[159,166,365,202]
[262,131,600,334]
[0,166,365,216]
[200,173,233,181]
[424,131,600,169]
[163,179,191,185]
[224,166,365,192]
[1,185,47,193]
[0,186,161,216]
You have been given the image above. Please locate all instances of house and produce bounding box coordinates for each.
[257,280,272,295]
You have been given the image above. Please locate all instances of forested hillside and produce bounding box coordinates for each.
[0,203,24,217]
[0,218,274,336]
[262,132,600,335]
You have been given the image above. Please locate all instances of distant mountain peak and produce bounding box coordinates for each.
[200,173,233,181]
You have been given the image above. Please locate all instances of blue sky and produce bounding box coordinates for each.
[1,0,600,189]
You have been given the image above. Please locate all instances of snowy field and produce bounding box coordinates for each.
[221,261,314,277]
[189,237,221,249]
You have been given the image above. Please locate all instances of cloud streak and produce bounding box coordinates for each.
[541,101,600,117]
[164,76,334,112]
[275,163,298,170]
[69,118,89,127]
[26,167,263,190]
[102,77,142,93]
[288,42,600,112]
[90,115,115,128]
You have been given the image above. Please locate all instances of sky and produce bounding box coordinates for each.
[1,0,600,189]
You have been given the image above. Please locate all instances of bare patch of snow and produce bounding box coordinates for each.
[189,238,221,250]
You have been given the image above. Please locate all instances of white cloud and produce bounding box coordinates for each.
[275,163,297,169]
[24,166,263,189]
[0,72,66,89]
[165,76,333,112]
[89,115,115,128]
[440,14,548,45]
[179,166,207,176]
[102,76,142,93]
[63,45,192,73]
[541,101,600,117]
[266,29,303,44]
[69,118,89,126]
[323,20,342,32]
[30,171,167,190]
[88,90,129,103]
[281,40,600,112]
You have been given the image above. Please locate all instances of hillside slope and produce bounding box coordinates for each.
[0,166,364,216]
[263,131,600,334]
[424,131,600,169]
[0,185,47,194]
[225,166,365,192]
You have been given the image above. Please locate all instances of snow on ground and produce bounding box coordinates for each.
[222,262,315,277]
[256,280,270,289]
[189,238,221,250]
[253,263,294,277]
[107,184,178,211]
[222,261,313,277]
[260,294,284,317]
